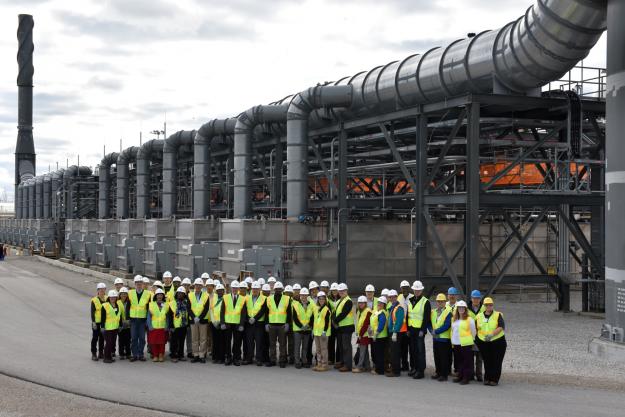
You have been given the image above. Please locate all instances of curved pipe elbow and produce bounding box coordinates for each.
[117,146,138,165]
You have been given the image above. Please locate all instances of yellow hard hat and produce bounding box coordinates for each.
[436,293,447,302]
[483,297,494,305]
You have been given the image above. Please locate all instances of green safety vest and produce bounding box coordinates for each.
[212,296,223,322]
[267,294,290,324]
[407,296,428,328]
[468,304,486,321]
[356,308,372,334]
[370,309,388,338]
[476,311,505,342]
[336,297,354,328]
[292,300,314,332]
[103,302,121,330]
[91,296,105,323]
[223,294,245,324]
[188,291,209,317]
[246,294,267,322]
[128,289,151,319]
[313,304,331,337]
[431,306,452,339]
[149,301,168,329]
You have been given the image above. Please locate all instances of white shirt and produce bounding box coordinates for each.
[451,318,476,346]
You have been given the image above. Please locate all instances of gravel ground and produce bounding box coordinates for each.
[9,256,625,390]
[0,373,184,417]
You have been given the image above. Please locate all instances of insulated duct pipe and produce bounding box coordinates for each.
[162,130,195,218]
[116,147,137,219]
[193,118,237,218]
[26,178,35,218]
[22,181,29,219]
[42,174,51,219]
[98,152,119,219]
[136,139,163,218]
[286,85,353,218]
[51,168,64,219]
[63,166,92,219]
[35,176,43,218]
[233,104,288,218]
[16,183,23,219]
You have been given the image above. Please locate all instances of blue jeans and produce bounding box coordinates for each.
[130,318,146,358]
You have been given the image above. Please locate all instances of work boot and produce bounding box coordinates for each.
[159,354,165,362]
[233,360,241,366]
[476,375,483,382]
[295,363,302,369]
[191,357,199,363]
[430,373,439,380]
[179,357,186,362]
[339,366,350,372]
[129,357,137,362]
[460,379,470,385]
[119,355,126,361]
[139,356,146,362]
[303,363,311,368]
[408,369,416,377]
[91,354,98,361]
[318,365,329,372]
[438,376,448,382]
[187,352,194,359]
[98,353,104,360]
[256,361,263,367]
[352,368,361,373]
[103,358,112,364]
[279,362,286,368]
[413,372,424,380]
[333,363,342,370]
[171,358,179,363]
[199,357,206,363]
[152,356,158,362]
[453,377,462,383]
[288,358,294,365]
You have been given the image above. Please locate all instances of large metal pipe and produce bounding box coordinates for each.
[116,147,137,219]
[16,183,23,219]
[63,166,92,219]
[193,118,236,218]
[15,14,36,214]
[286,85,353,218]
[136,139,163,218]
[27,178,35,219]
[162,130,195,218]
[98,152,119,219]
[605,0,625,342]
[51,168,64,219]
[35,176,43,218]
[43,174,51,219]
[233,105,288,218]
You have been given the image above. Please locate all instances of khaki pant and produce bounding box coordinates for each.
[191,323,208,358]
[314,335,328,367]
[207,323,213,356]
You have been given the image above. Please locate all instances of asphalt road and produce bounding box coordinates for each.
[0,257,622,417]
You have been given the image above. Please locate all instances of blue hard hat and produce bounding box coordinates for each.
[470,290,482,298]
[447,287,460,296]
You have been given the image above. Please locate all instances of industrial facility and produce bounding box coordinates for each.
[1,0,623,353]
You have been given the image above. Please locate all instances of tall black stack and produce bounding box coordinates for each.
[15,14,36,217]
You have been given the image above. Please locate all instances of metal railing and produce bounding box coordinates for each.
[545,63,607,99]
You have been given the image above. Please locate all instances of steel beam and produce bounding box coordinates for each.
[378,123,417,191]
[337,125,347,284]
[415,114,427,281]
[425,108,467,188]
[424,208,463,291]
[557,206,603,276]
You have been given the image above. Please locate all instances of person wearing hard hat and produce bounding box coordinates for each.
[117,287,131,360]
[292,283,302,299]
[319,281,330,297]
[450,300,476,385]
[332,283,354,372]
[128,276,151,362]
[90,283,108,361]
[446,286,461,375]
[468,289,485,382]
[327,282,341,366]
[114,277,124,293]
[306,281,319,364]
[205,278,216,360]
[308,281,319,301]
[370,296,389,375]
[387,289,406,377]
[100,290,122,364]
[162,271,174,300]
[284,285,296,365]
[147,289,170,362]
[292,287,314,369]
[475,297,506,386]
[244,281,268,366]
[169,286,190,362]
[312,291,332,371]
[381,289,390,310]
[429,293,452,381]
[143,276,153,293]
[267,276,277,293]
[220,280,247,366]
[353,295,372,373]
[260,283,272,363]
[181,278,193,358]
[397,280,412,372]
[210,283,226,364]
[266,281,291,368]
[189,278,210,363]
[364,284,376,310]
[407,280,431,380]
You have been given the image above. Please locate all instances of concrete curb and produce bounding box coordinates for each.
[34,256,121,286]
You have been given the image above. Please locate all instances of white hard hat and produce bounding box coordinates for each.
[365,284,375,292]
[245,277,253,284]
[119,287,129,293]
[213,279,221,286]
[357,295,367,303]
[142,277,150,284]
[154,288,165,295]
[133,275,143,282]
[173,276,181,283]
[205,278,214,286]
[182,278,192,285]
[330,283,338,291]
[267,276,277,283]
[114,278,124,285]
[378,296,388,304]
[300,287,309,295]
[201,272,210,279]
[388,289,398,297]
[284,285,293,293]
[153,280,163,287]
[320,280,330,288]
[317,291,326,298]
[308,281,319,289]
[108,290,119,298]
[274,281,284,290]
[262,284,271,291]
[257,278,266,285]
[292,283,302,290]
[230,280,239,288]
[216,284,225,291]
[456,300,468,308]
[412,280,424,291]
[251,281,261,289]
[163,271,172,278]
[400,280,410,287]
[193,278,204,286]
[176,286,187,294]
[337,283,348,291]
[381,288,389,296]
[96,282,106,290]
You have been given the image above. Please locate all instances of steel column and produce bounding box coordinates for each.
[465,103,481,293]
[337,126,347,284]
[415,114,427,281]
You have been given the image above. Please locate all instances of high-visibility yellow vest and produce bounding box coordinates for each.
[407,296,428,328]
[128,289,151,319]
[267,294,290,324]
[370,309,388,338]
[169,300,187,329]
[223,294,245,324]
[212,296,223,322]
[457,318,474,346]
[246,294,267,321]
[206,292,216,320]
[149,301,168,329]
[165,286,175,303]
[476,311,505,342]
[188,291,209,317]
[117,299,126,321]
[313,304,331,337]
[336,297,354,328]
[468,304,486,321]
[356,308,372,334]
[91,296,105,323]
[292,300,314,332]
[102,302,121,330]
[327,298,337,312]
[431,306,452,339]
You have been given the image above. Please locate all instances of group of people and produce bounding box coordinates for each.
[90,274,507,386]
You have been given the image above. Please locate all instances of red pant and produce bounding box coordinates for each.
[150,343,165,357]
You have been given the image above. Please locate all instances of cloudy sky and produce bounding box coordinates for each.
[0,0,606,201]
